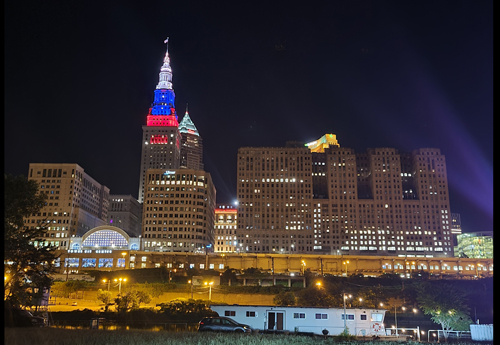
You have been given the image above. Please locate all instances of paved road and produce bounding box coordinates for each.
[47,297,109,312]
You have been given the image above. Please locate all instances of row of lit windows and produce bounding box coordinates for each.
[382,263,492,271]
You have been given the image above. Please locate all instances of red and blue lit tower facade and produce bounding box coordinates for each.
[138,45,181,203]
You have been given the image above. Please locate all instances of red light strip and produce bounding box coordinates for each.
[147,115,179,127]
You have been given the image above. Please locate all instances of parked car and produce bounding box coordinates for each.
[198,316,252,333]
[4,307,46,327]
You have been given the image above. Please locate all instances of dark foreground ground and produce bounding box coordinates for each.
[5,328,491,345]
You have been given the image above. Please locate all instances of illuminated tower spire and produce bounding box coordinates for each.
[138,38,181,203]
[156,38,173,90]
[146,37,178,127]
[179,103,200,136]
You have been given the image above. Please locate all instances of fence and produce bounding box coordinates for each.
[427,330,471,342]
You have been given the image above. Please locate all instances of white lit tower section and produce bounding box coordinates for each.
[138,43,181,203]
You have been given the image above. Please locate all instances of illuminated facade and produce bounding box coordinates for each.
[236,137,454,257]
[214,204,238,253]
[305,133,340,153]
[25,163,110,250]
[455,231,493,259]
[179,104,204,170]
[63,225,140,273]
[57,245,493,279]
[107,195,143,237]
[141,168,216,253]
[138,44,181,203]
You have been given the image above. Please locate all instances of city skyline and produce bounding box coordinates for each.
[4,1,492,234]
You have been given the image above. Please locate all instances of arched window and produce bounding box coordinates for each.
[130,243,139,250]
[72,243,80,250]
[82,230,128,247]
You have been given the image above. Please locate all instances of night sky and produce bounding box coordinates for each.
[4,1,492,234]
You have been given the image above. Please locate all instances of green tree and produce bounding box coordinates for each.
[50,280,90,298]
[135,290,152,305]
[220,268,239,285]
[4,174,58,309]
[273,290,296,306]
[411,270,430,280]
[114,290,152,312]
[296,285,336,307]
[416,282,473,340]
[96,289,114,311]
[143,282,165,298]
[157,298,217,321]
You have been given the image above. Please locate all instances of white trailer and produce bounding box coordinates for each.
[210,305,386,336]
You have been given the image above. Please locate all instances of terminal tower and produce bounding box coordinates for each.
[138,42,180,203]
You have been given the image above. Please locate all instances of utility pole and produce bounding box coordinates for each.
[395,304,398,337]
[272,257,275,286]
[65,255,69,281]
[343,292,347,333]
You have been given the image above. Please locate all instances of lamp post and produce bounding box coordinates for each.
[343,260,349,277]
[114,278,126,294]
[205,281,213,300]
[65,255,69,281]
[301,260,306,275]
[188,279,193,299]
[343,292,352,333]
[102,279,110,291]
[395,305,400,336]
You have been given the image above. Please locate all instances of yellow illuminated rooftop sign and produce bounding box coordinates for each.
[305,133,340,153]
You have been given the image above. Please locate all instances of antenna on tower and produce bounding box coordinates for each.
[164,37,169,51]
[185,103,189,114]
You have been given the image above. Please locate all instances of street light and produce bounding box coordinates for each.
[114,278,127,294]
[394,306,405,336]
[188,279,193,299]
[102,279,111,291]
[343,292,352,333]
[301,260,306,275]
[393,305,417,336]
[343,260,350,277]
[204,281,213,300]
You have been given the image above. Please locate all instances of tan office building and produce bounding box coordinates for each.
[141,168,216,253]
[214,204,238,253]
[25,163,110,250]
[236,135,454,257]
[107,194,143,237]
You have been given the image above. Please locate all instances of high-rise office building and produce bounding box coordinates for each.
[214,204,238,253]
[138,44,181,203]
[107,195,143,237]
[141,168,216,253]
[179,104,204,170]
[25,163,110,249]
[236,134,454,257]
